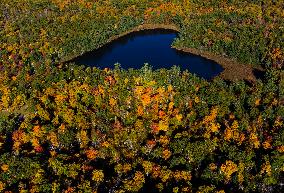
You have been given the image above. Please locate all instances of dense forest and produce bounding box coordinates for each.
[0,0,283,192]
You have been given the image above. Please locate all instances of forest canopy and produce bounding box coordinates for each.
[0,0,283,192]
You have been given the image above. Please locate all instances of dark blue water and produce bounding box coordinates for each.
[73,30,223,79]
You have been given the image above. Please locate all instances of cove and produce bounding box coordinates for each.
[72,29,223,80]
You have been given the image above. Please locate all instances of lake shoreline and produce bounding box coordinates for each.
[66,23,263,82]
[173,46,264,82]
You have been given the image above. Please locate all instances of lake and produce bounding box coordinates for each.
[72,29,223,80]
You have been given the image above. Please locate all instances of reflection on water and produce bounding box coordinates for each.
[72,29,223,80]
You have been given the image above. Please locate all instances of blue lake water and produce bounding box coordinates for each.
[72,30,223,79]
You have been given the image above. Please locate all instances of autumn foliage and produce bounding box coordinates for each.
[0,0,283,193]
[0,63,283,192]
